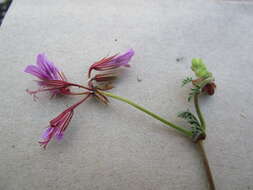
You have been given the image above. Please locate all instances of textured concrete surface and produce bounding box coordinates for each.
[0,0,253,189]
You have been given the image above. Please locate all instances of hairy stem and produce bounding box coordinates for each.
[197,141,216,190]
[194,94,206,130]
[100,91,192,137]
[194,94,215,189]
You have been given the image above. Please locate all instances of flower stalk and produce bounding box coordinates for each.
[197,141,216,190]
[99,90,192,137]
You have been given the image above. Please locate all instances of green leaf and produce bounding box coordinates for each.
[188,86,201,102]
[181,77,192,87]
[178,110,200,128]
[177,110,203,141]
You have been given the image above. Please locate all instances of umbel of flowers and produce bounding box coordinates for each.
[25,50,134,148]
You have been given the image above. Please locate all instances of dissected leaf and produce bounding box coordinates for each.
[178,110,200,128]
[177,110,204,141]
[181,77,192,87]
[188,86,201,102]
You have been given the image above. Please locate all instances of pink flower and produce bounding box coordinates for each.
[25,54,92,98]
[25,53,66,81]
[39,94,91,149]
[87,49,135,103]
[25,54,70,97]
[88,49,134,78]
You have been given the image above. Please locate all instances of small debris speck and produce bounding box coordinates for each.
[114,39,118,42]
[11,145,15,148]
[176,57,184,62]
[137,76,142,82]
[240,113,247,119]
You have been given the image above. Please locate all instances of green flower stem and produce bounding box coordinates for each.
[194,93,215,189]
[194,94,206,130]
[99,91,192,137]
[193,77,213,131]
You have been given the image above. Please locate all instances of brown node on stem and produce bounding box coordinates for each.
[194,132,206,143]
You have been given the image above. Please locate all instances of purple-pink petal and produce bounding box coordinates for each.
[55,130,64,140]
[36,54,59,80]
[114,49,134,67]
[25,53,61,81]
[99,49,134,68]
[42,127,54,140]
[41,126,64,142]
[24,65,47,80]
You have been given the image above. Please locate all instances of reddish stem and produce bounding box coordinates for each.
[197,140,216,190]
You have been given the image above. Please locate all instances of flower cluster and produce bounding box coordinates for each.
[25,49,134,148]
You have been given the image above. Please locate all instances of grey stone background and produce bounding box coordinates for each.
[0,0,253,190]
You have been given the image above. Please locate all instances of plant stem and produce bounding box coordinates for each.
[99,91,192,137]
[197,141,216,190]
[194,94,215,189]
[194,94,206,130]
[100,90,216,188]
